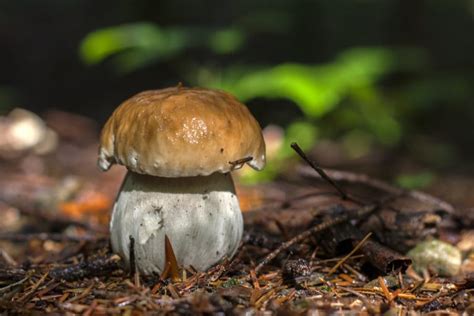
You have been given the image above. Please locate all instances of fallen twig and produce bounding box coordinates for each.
[50,255,121,281]
[327,232,372,276]
[357,239,412,273]
[229,156,253,170]
[17,272,49,304]
[297,166,455,213]
[291,142,351,201]
[0,232,103,242]
[0,277,28,294]
[129,235,136,278]
[255,203,381,273]
[0,268,27,282]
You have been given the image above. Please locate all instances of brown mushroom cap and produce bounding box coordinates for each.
[98,87,266,177]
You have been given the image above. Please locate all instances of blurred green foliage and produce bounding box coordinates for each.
[202,48,394,118]
[78,17,473,182]
[80,23,187,72]
[209,28,245,54]
[396,171,435,190]
[80,23,245,73]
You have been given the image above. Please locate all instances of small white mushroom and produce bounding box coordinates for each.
[98,87,266,275]
[0,108,58,156]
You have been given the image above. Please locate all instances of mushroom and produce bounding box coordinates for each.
[98,87,266,275]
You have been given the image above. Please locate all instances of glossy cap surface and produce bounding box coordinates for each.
[98,87,266,177]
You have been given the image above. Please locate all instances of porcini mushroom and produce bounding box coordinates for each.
[98,87,266,275]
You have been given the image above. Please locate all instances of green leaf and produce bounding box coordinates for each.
[79,23,187,71]
[209,29,245,54]
[395,171,435,190]
[200,47,397,119]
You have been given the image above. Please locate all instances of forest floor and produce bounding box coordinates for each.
[0,110,473,315]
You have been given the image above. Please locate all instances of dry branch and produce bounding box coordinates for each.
[297,166,455,213]
[50,255,121,281]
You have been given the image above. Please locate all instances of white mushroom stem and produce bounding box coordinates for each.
[110,171,243,275]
